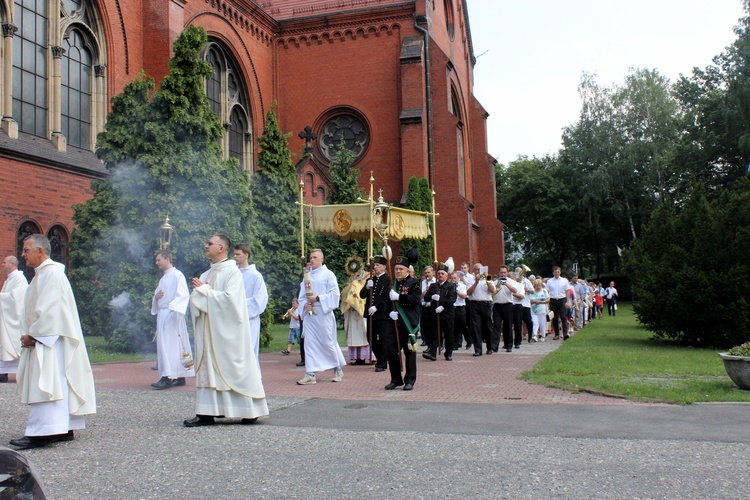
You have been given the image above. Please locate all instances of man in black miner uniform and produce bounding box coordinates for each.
[385,254,420,391]
[424,263,457,360]
[360,255,392,372]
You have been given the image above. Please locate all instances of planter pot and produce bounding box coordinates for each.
[718,353,750,390]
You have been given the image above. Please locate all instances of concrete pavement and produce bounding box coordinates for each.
[2,337,749,498]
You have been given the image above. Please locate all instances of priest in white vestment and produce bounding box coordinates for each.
[184,234,269,427]
[150,250,194,389]
[296,249,346,385]
[10,234,96,449]
[232,244,268,373]
[1,256,28,382]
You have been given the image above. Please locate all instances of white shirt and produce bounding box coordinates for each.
[546,276,570,299]
[454,281,467,307]
[469,277,493,302]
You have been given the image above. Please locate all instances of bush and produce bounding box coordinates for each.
[625,177,750,347]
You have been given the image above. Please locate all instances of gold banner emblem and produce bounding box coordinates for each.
[391,213,406,240]
[333,209,353,236]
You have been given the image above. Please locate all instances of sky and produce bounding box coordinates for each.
[466,0,746,166]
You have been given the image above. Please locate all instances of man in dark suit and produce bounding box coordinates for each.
[360,255,391,372]
[385,255,421,391]
[424,263,457,360]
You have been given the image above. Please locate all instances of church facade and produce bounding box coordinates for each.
[0,0,504,276]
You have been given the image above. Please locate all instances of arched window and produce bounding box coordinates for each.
[47,224,69,264]
[203,42,252,172]
[16,220,41,281]
[12,0,49,137]
[451,88,467,197]
[4,0,106,151]
[61,28,93,149]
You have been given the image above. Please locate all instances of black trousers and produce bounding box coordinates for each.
[497,303,514,349]
[512,304,524,347]
[454,306,470,347]
[469,301,493,354]
[428,314,455,355]
[387,324,416,386]
[549,298,569,337]
[608,297,617,316]
[299,320,305,364]
[369,318,389,368]
[491,304,503,351]
[521,306,534,341]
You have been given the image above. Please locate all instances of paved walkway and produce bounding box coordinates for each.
[93,336,656,406]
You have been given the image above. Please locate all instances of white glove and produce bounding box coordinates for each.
[435,306,445,314]
[389,290,399,301]
[366,279,373,289]
[422,301,429,307]
[368,306,377,316]
[389,310,398,321]
[431,294,440,301]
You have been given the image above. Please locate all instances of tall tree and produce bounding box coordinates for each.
[673,4,750,192]
[317,142,367,288]
[252,105,302,332]
[68,26,255,351]
[496,155,581,271]
[401,176,434,272]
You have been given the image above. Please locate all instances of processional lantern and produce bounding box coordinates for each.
[159,216,174,249]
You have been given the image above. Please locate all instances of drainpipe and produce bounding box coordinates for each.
[414,15,434,187]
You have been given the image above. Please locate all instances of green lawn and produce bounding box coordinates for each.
[262,322,346,353]
[522,304,750,404]
[86,335,156,365]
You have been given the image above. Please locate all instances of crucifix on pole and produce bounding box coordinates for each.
[298,125,318,155]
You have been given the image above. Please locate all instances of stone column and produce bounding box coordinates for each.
[1,23,18,138]
[94,64,106,147]
[50,45,66,151]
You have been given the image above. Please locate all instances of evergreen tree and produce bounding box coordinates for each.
[68,26,255,351]
[252,105,301,337]
[401,176,434,272]
[625,177,750,347]
[317,142,367,288]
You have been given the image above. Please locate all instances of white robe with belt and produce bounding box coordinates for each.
[0,269,28,374]
[297,265,346,373]
[190,259,268,418]
[151,267,194,379]
[17,259,96,436]
[239,264,268,372]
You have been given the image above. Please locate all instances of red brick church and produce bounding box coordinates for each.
[0,0,504,277]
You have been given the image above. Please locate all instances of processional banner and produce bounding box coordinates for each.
[308,204,431,241]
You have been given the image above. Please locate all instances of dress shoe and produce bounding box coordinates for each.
[563,335,570,340]
[375,367,386,372]
[486,349,493,355]
[403,384,414,391]
[506,347,512,352]
[183,415,215,427]
[385,382,404,390]
[422,351,436,361]
[465,344,473,350]
[514,344,521,349]
[553,335,560,340]
[241,418,258,424]
[444,354,453,361]
[10,431,74,449]
[0,373,8,383]
[472,352,482,357]
[169,377,186,387]
[151,377,172,390]
[296,361,305,366]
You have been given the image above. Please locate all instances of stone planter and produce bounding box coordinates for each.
[718,353,750,390]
